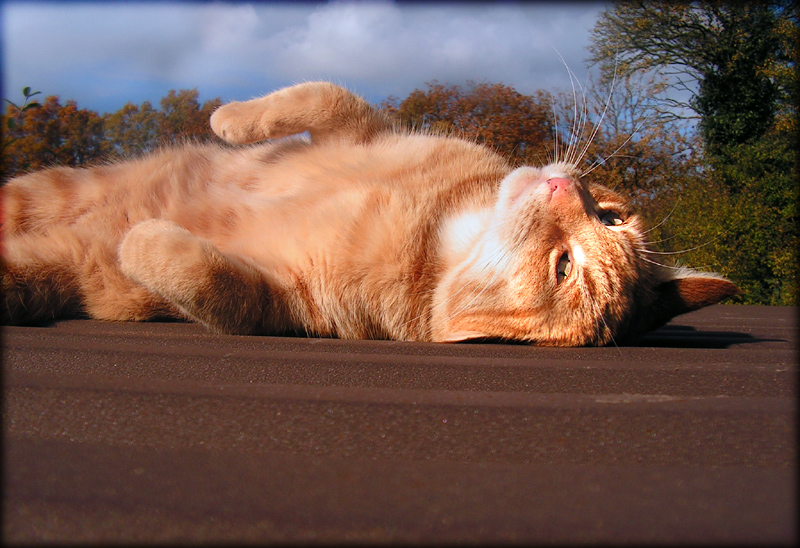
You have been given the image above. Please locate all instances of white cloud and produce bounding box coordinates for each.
[194,3,262,52]
[258,2,604,97]
[2,1,609,113]
[276,2,404,78]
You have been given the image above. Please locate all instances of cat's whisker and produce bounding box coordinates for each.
[535,151,551,168]
[679,264,721,272]
[550,98,560,164]
[638,255,680,270]
[641,200,679,236]
[566,89,587,167]
[637,238,719,256]
[574,54,621,171]
[564,61,582,166]
[574,93,592,167]
[554,51,588,167]
[575,78,594,167]
[637,253,718,271]
[640,235,680,246]
[574,95,609,168]
[637,255,723,275]
[579,118,646,178]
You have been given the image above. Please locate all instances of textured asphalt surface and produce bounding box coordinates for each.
[3,304,796,543]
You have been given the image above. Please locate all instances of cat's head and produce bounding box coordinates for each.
[431,163,739,346]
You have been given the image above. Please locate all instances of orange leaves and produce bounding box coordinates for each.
[1,89,223,181]
[382,81,554,166]
[2,95,107,179]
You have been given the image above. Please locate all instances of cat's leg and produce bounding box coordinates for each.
[210,82,392,146]
[1,231,84,324]
[1,228,175,325]
[118,219,290,335]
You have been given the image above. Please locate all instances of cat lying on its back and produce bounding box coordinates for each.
[1,82,738,345]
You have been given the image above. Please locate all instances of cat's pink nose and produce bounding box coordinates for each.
[547,178,573,199]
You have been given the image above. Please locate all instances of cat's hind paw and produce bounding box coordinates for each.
[119,219,277,335]
[119,219,199,291]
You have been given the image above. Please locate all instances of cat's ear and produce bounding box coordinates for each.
[648,272,740,328]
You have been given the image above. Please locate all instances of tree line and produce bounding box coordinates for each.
[2,89,221,178]
[1,1,796,305]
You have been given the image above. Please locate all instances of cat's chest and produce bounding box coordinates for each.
[438,207,511,276]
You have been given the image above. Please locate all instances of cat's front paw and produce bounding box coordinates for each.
[210,101,266,145]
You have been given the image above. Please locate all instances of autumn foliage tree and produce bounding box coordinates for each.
[2,88,223,179]
[382,81,554,166]
[103,101,162,156]
[1,95,108,178]
[105,88,222,158]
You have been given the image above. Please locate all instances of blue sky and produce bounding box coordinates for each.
[2,1,609,115]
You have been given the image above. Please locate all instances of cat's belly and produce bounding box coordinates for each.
[213,184,379,265]
[144,137,500,339]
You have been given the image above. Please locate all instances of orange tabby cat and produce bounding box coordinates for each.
[1,82,738,345]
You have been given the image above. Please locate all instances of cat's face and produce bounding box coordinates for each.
[432,162,733,346]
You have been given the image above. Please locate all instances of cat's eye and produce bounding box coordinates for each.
[556,252,572,284]
[600,211,624,226]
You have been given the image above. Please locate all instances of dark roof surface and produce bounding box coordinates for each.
[3,304,797,543]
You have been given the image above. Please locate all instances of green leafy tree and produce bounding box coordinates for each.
[158,88,222,142]
[589,0,798,305]
[588,1,795,126]
[691,5,788,157]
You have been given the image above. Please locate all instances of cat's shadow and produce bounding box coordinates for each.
[10,318,782,350]
[636,324,784,349]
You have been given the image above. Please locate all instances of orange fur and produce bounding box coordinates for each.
[1,82,739,345]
